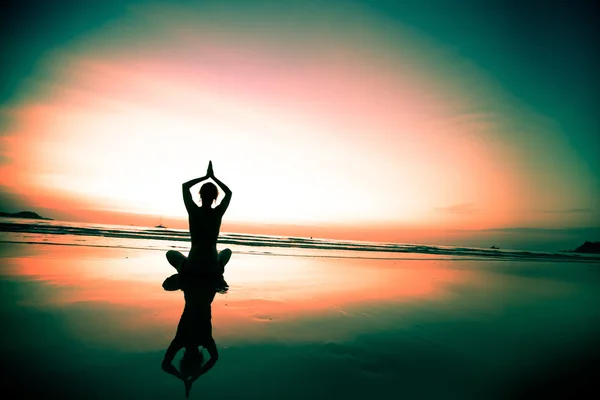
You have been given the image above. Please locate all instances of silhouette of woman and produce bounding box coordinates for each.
[164,161,232,283]
[161,275,227,397]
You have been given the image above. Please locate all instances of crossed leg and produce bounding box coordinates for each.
[166,250,187,273]
[166,249,232,273]
[163,249,232,291]
[217,248,232,274]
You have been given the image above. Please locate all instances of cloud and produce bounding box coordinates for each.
[434,203,478,215]
[482,226,600,237]
[539,208,591,214]
[0,187,30,212]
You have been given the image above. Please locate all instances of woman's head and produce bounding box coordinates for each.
[180,346,204,378]
[199,182,218,205]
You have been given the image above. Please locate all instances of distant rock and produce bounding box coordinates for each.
[490,246,500,249]
[571,241,600,254]
[0,211,53,220]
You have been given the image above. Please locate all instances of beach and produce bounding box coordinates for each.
[1,237,599,399]
[2,0,598,397]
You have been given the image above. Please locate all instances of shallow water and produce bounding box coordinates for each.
[1,242,598,399]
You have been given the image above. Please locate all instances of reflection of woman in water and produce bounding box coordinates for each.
[161,276,227,397]
[166,161,232,278]
[161,161,231,396]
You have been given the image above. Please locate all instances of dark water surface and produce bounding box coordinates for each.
[1,239,599,399]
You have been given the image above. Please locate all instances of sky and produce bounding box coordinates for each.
[0,0,598,245]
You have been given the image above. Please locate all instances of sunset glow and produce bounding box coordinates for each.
[1,1,598,239]
[2,4,599,398]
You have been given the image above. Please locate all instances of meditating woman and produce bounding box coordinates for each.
[164,161,232,279]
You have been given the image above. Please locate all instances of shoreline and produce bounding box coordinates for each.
[3,239,599,263]
[4,217,600,257]
[3,225,599,263]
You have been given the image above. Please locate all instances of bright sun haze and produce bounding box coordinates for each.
[0,0,598,241]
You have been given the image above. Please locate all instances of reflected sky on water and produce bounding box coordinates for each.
[1,243,598,398]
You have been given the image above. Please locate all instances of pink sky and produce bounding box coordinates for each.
[1,2,597,240]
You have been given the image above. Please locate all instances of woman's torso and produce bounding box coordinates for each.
[176,284,216,346]
[187,207,222,267]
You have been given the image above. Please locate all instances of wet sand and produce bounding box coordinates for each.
[1,243,599,399]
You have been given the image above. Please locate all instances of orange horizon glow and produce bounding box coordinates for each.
[1,244,472,349]
[1,2,598,238]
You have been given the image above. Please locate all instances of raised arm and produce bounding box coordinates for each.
[162,339,185,380]
[207,162,232,214]
[182,174,208,213]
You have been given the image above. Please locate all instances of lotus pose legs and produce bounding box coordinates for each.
[166,248,232,274]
